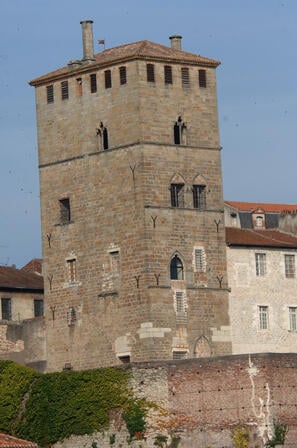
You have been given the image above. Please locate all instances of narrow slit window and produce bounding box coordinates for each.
[198,69,207,88]
[173,116,186,145]
[61,81,69,100]
[255,253,266,276]
[181,67,190,87]
[76,78,82,96]
[90,74,97,93]
[67,259,76,283]
[147,63,155,82]
[164,65,173,84]
[105,70,112,89]
[46,85,54,103]
[60,198,71,223]
[119,66,127,85]
[259,305,269,330]
[289,307,297,331]
[103,127,109,150]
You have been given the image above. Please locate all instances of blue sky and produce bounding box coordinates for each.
[1,0,297,267]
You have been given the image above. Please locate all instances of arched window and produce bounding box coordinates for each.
[170,173,185,208]
[170,255,184,280]
[192,175,207,210]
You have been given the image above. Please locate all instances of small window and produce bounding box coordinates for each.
[110,250,120,276]
[173,116,186,145]
[60,198,71,223]
[170,255,184,280]
[118,355,130,363]
[170,183,184,208]
[105,70,112,89]
[255,253,266,276]
[173,351,188,360]
[147,63,155,82]
[67,259,76,283]
[90,73,97,93]
[119,66,127,85]
[164,65,173,84]
[61,81,69,100]
[34,299,44,317]
[103,127,109,150]
[181,67,190,87]
[194,248,205,271]
[259,305,269,330]
[289,307,297,331]
[193,185,206,210]
[198,69,207,88]
[46,85,54,103]
[1,298,12,321]
[285,254,295,278]
[255,216,263,228]
[76,78,82,96]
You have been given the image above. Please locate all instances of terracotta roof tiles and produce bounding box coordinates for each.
[225,201,297,214]
[0,434,38,448]
[30,40,220,86]
[226,227,297,249]
[0,266,44,291]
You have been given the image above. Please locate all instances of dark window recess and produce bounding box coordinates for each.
[164,65,173,84]
[181,67,190,87]
[170,183,184,208]
[198,69,207,88]
[60,198,71,223]
[76,78,82,96]
[170,255,184,280]
[34,299,44,317]
[105,70,112,89]
[119,66,127,85]
[146,63,155,82]
[61,81,69,100]
[1,298,11,320]
[118,355,130,363]
[193,185,206,209]
[173,116,186,145]
[46,85,54,103]
[103,127,109,150]
[90,74,97,93]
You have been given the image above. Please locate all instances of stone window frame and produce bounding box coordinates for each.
[170,254,184,280]
[66,257,77,283]
[258,305,269,330]
[284,254,295,278]
[255,252,266,277]
[109,248,120,277]
[193,246,206,272]
[289,306,297,331]
[172,350,188,360]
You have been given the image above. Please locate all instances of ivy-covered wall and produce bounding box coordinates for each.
[0,360,147,447]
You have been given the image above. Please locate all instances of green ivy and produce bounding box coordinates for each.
[0,360,149,447]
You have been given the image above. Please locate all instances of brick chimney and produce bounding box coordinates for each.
[169,35,182,50]
[80,20,95,62]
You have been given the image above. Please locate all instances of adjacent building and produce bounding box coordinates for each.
[29,21,231,371]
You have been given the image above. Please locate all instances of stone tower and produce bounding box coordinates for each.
[30,21,231,371]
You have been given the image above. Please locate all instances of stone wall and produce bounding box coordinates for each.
[52,354,297,448]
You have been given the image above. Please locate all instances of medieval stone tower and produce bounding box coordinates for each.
[30,21,231,371]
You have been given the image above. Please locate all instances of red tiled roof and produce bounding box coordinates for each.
[0,266,44,291]
[21,259,42,275]
[30,40,220,86]
[226,227,297,249]
[0,434,38,448]
[225,201,297,214]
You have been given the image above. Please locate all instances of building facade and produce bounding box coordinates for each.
[226,227,297,354]
[30,21,231,371]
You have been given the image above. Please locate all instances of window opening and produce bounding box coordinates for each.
[76,78,82,96]
[119,66,127,85]
[170,255,184,280]
[259,305,269,330]
[181,67,190,87]
[146,63,155,82]
[173,351,188,360]
[60,198,71,224]
[105,70,112,89]
[1,298,12,320]
[34,299,44,317]
[193,185,206,210]
[194,248,205,271]
[170,183,184,207]
[164,65,173,84]
[285,254,295,278]
[118,355,130,363]
[103,127,109,150]
[46,85,54,103]
[173,116,186,145]
[90,73,97,93]
[255,216,263,228]
[67,259,76,283]
[255,253,266,276]
[61,81,69,100]
[289,307,297,331]
[198,69,207,88]
[97,122,109,150]
[110,251,120,276]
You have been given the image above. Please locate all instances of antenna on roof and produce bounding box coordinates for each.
[98,39,106,50]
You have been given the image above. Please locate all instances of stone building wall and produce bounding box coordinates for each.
[54,354,297,448]
[227,245,297,354]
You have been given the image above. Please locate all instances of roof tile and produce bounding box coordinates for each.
[226,227,297,249]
